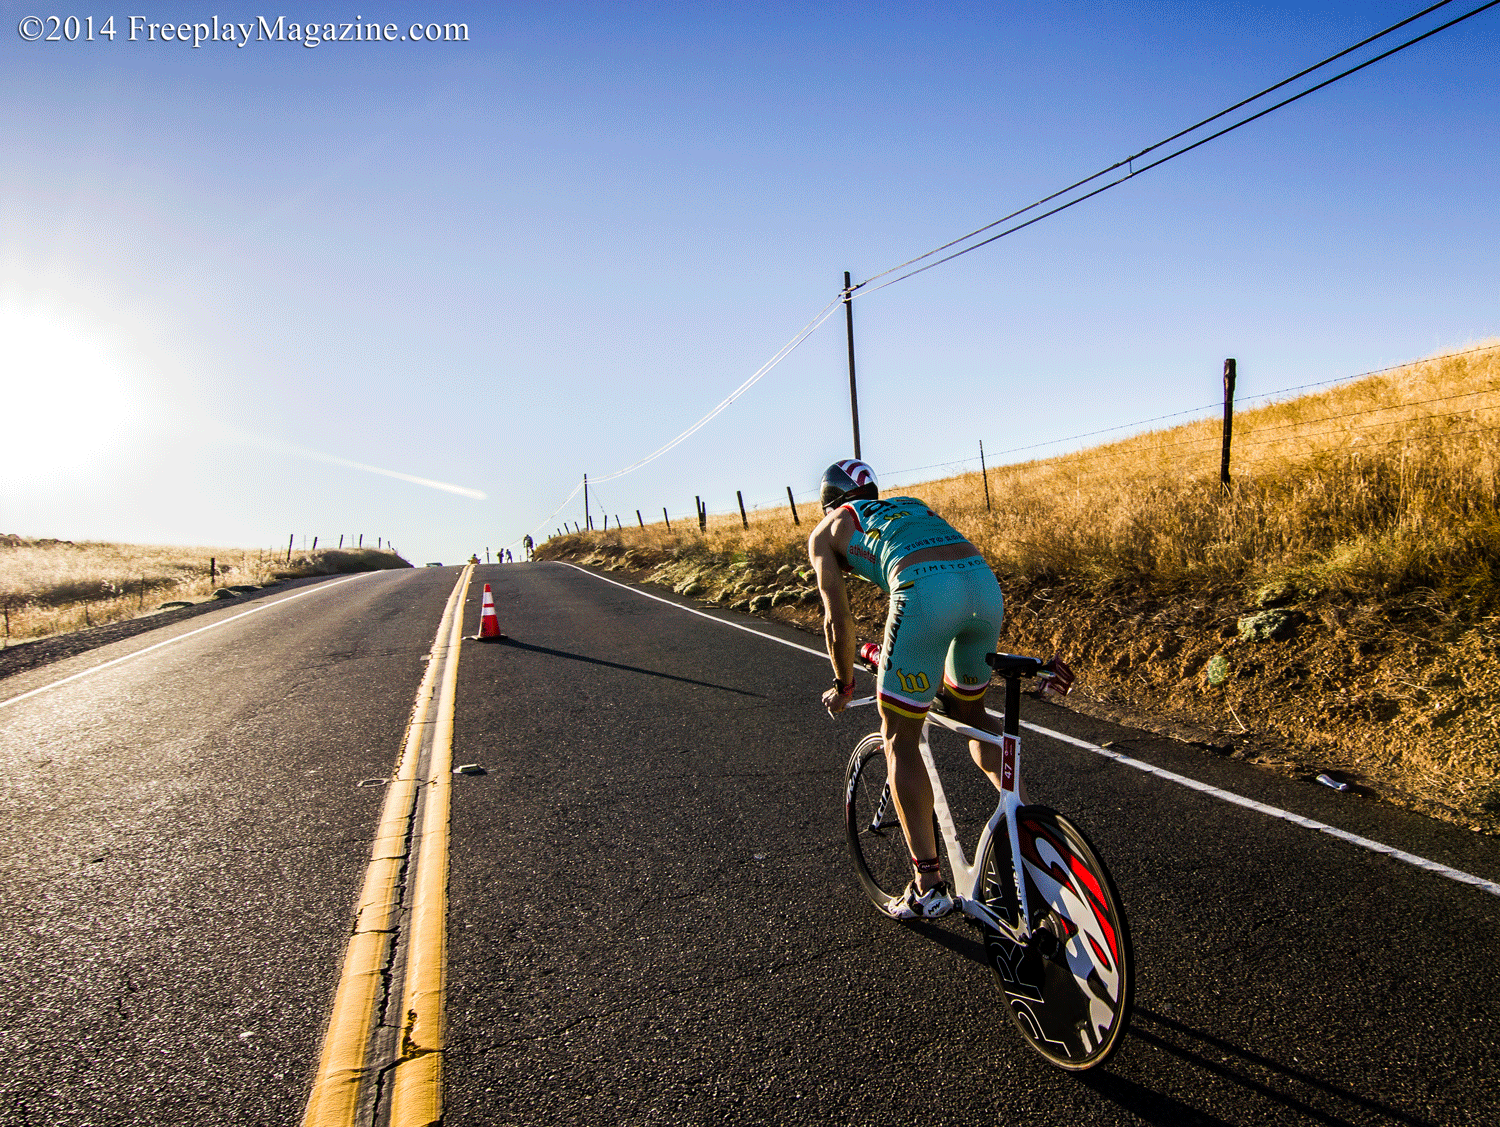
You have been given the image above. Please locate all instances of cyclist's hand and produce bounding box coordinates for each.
[822,686,849,715]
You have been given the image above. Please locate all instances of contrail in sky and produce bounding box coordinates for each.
[223,426,487,500]
[295,449,487,500]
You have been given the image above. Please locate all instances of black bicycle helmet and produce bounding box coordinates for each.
[820,459,878,512]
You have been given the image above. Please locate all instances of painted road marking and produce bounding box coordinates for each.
[0,573,368,710]
[387,560,468,1127]
[302,565,471,1127]
[1027,721,1500,898]
[565,563,1500,901]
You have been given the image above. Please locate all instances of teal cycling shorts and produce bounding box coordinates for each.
[875,556,1005,719]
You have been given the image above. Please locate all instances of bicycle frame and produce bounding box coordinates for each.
[849,669,1035,943]
[843,656,1131,1069]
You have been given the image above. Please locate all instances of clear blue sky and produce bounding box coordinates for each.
[3,2,1497,563]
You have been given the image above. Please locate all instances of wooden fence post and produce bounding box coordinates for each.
[663,507,671,531]
[637,510,644,528]
[1221,358,1237,493]
[311,537,317,552]
[287,534,294,563]
[210,557,216,583]
[786,486,799,526]
[980,440,991,511]
[737,491,749,529]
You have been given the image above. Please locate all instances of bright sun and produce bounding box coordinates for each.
[1,303,142,478]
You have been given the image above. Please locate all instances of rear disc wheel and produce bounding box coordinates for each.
[978,806,1133,1070]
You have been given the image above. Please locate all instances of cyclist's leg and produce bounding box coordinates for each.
[874,584,947,893]
[878,705,936,881]
[941,562,1016,795]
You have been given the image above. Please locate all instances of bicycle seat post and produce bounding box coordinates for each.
[1002,673,1022,738]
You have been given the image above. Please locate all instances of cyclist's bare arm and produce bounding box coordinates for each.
[808,508,859,710]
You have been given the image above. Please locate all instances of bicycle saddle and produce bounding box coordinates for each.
[985,653,1046,678]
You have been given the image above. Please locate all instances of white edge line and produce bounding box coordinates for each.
[562,561,1500,901]
[0,572,370,710]
[1021,719,1500,899]
[562,563,828,658]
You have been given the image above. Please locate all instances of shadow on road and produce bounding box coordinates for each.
[1083,1007,1437,1127]
[490,637,765,698]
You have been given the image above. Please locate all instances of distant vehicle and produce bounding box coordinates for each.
[425,562,443,568]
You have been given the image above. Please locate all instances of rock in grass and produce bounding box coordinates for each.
[1204,654,1230,686]
[1237,608,1298,642]
[1253,581,1298,608]
[158,601,193,610]
[212,588,239,600]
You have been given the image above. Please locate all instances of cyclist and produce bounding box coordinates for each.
[809,459,1006,920]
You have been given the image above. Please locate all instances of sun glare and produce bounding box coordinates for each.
[1,304,142,479]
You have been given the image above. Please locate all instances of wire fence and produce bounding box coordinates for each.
[541,343,1500,540]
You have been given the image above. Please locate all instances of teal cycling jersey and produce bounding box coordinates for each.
[839,496,972,592]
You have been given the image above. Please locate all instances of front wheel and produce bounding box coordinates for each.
[978,806,1133,1070]
[844,734,917,911]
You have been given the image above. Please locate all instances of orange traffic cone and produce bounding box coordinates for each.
[476,583,505,640]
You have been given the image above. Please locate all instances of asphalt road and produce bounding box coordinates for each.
[3,562,1499,1125]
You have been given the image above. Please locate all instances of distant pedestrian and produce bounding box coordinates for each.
[523,535,534,561]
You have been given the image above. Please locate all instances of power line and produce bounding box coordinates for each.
[850,0,1498,297]
[590,298,844,484]
[516,4,1497,545]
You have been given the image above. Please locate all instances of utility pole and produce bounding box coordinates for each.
[844,270,862,459]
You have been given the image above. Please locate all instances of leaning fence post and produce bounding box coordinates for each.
[1221,358,1237,493]
[287,534,294,563]
[637,510,644,528]
[786,487,799,526]
[737,491,749,530]
[980,440,991,511]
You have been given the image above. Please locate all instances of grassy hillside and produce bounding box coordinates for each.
[0,538,410,644]
[540,342,1500,832]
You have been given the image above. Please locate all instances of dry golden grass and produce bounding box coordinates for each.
[908,342,1500,601]
[542,342,1500,830]
[0,539,407,644]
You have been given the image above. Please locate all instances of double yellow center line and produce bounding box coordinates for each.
[302,565,473,1127]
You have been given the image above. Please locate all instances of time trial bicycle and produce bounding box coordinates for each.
[842,649,1133,1070]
